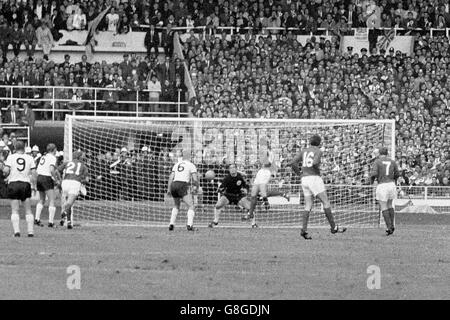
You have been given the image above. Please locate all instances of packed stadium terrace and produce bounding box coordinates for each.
[186,32,450,187]
[0,0,449,188]
[0,0,449,33]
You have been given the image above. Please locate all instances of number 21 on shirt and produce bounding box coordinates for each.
[66,162,81,175]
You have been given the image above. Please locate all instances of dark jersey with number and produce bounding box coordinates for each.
[220,173,248,196]
[291,146,322,177]
[371,156,399,184]
[58,160,88,183]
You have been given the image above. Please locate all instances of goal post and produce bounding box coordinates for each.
[64,116,395,228]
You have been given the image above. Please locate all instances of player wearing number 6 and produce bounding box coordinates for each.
[34,143,59,228]
[290,135,346,240]
[2,141,37,237]
[167,150,199,231]
[370,147,399,236]
[58,151,89,229]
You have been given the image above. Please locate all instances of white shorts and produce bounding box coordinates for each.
[301,176,326,197]
[376,182,397,202]
[253,169,271,185]
[61,180,81,196]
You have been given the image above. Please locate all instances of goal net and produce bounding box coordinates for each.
[64,116,395,228]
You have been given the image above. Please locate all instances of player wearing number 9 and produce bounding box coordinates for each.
[290,135,347,240]
[2,141,38,237]
[57,151,89,229]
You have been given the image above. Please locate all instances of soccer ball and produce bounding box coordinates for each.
[205,170,215,181]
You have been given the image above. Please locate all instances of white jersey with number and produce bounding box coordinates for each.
[4,153,36,183]
[171,160,197,183]
[253,167,272,185]
[36,153,57,176]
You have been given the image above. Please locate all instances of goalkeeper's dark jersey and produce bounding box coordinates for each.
[220,173,248,196]
[371,156,399,184]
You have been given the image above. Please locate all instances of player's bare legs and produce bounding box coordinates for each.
[169,198,181,230]
[60,191,68,226]
[23,199,34,236]
[379,199,394,235]
[247,184,259,221]
[61,193,77,229]
[34,191,46,226]
[36,189,57,227]
[46,189,57,227]
[10,200,21,237]
[210,196,229,227]
[387,199,395,233]
[301,195,313,240]
[182,193,196,231]
[316,191,346,234]
[10,199,34,237]
[247,184,266,228]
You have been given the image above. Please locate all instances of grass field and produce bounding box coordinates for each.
[0,208,449,300]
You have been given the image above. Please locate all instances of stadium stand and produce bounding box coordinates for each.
[0,0,449,189]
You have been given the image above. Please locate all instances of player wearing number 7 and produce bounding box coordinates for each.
[370,147,399,236]
[57,151,89,229]
[290,135,346,240]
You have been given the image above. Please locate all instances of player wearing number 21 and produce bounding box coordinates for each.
[57,151,89,229]
[2,141,37,237]
[167,150,199,231]
[370,147,399,236]
[290,135,347,240]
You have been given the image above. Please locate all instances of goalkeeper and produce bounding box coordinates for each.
[208,164,250,228]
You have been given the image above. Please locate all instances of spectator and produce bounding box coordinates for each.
[0,19,10,61]
[36,21,54,57]
[23,22,37,60]
[172,73,187,112]
[102,84,119,116]
[161,24,174,56]
[9,22,23,58]
[144,24,160,56]
[4,103,20,124]
[147,72,161,114]
[106,6,119,34]
[20,102,35,130]
[72,7,87,30]
[53,5,68,31]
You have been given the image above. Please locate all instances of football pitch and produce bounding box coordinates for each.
[0,210,449,300]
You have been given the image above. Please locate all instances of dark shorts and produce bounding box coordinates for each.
[170,181,189,199]
[8,181,32,202]
[37,175,54,192]
[224,193,245,205]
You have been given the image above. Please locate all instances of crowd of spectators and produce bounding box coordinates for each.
[186,30,450,187]
[0,0,449,61]
[0,52,188,118]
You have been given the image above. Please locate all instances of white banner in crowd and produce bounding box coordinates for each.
[342,35,414,55]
